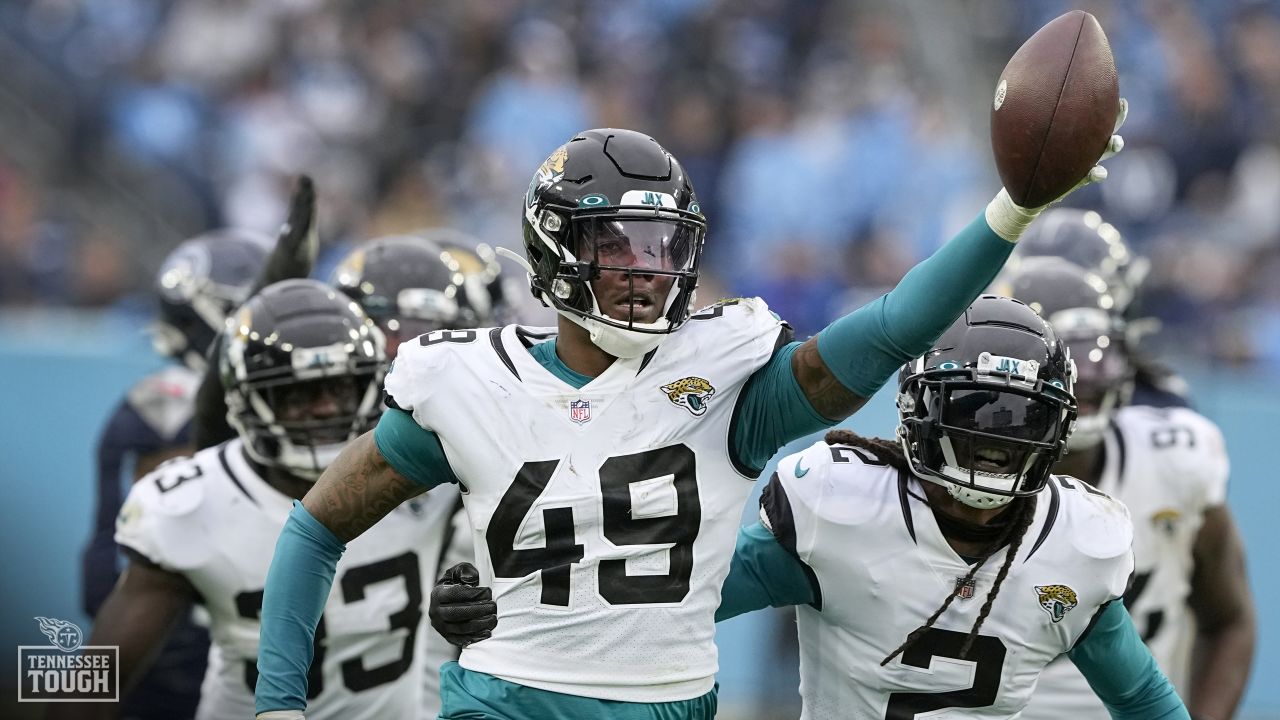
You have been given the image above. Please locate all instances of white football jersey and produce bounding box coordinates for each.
[382,298,789,702]
[116,438,459,720]
[418,498,472,720]
[764,440,1134,720]
[1023,405,1229,719]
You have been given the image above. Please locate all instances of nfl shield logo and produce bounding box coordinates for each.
[955,576,976,600]
[569,399,591,424]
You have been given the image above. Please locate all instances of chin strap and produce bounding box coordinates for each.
[561,311,668,359]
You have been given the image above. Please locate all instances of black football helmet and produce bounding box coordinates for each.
[992,257,1133,450]
[153,229,270,371]
[331,234,492,359]
[1013,208,1148,315]
[520,128,705,358]
[419,227,513,325]
[897,295,1078,509]
[221,279,385,480]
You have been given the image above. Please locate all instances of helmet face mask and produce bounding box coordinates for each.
[223,280,386,481]
[522,129,706,358]
[897,297,1078,509]
[1060,330,1133,450]
[901,372,1076,508]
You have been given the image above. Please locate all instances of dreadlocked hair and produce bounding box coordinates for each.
[823,429,908,471]
[879,492,1039,665]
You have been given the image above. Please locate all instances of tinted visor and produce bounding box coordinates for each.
[939,387,1061,444]
[578,218,696,273]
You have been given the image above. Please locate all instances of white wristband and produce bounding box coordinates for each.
[256,711,304,720]
[984,188,1042,244]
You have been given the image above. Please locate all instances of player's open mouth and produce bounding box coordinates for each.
[613,294,654,316]
[973,447,1012,470]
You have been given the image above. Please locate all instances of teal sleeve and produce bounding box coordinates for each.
[255,501,346,714]
[815,212,1014,398]
[732,341,837,474]
[373,407,460,488]
[1068,601,1191,720]
[716,522,817,622]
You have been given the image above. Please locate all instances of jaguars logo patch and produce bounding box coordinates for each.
[1034,584,1079,623]
[526,145,569,207]
[661,377,716,417]
[1151,508,1182,536]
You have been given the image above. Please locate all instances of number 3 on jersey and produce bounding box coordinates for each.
[487,444,701,606]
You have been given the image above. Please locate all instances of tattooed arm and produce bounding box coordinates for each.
[302,431,425,542]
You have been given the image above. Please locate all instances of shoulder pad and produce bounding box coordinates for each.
[776,440,896,527]
[116,449,216,570]
[130,453,208,517]
[682,296,790,359]
[1116,405,1230,500]
[690,296,785,325]
[383,328,483,413]
[1054,476,1134,560]
[126,366,200,441]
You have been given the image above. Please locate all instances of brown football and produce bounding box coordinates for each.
[991,10,1119,208]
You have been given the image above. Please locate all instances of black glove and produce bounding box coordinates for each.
[259,174,318,290]
[429,562,497,647]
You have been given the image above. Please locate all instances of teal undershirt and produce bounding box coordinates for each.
[718,523,1190,720]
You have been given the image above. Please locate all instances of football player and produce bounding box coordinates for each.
[81,228,268,719]
[994,259,1255,720]
[54,280,455,720]
[1010,208,1189,408]
[255,124,1123,719]
[432,296,1190,718]
[329,232,501,719]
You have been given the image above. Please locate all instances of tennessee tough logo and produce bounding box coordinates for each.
[1034,584,1079,623]
[661,377,716,417]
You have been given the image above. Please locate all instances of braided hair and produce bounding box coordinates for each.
[821,429,1039,662]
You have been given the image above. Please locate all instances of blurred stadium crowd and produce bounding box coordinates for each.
[2,0,1280,361]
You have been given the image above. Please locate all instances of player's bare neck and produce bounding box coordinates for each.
[1052,443,1105,485]
[554,315,617,377]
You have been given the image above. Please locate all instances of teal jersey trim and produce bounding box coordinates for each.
[732,341,837,475]
[255,501,346,714]
[716,522,816,622]
[1068,601,1190,719]
[438,662,717,720]
[373,407,459,489]
[527,338,592,388]
[816,212,1014,399]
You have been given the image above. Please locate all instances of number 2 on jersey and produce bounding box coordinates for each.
[488,444,700,606]
[884,628,1007,719]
